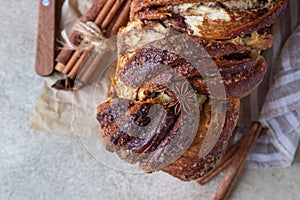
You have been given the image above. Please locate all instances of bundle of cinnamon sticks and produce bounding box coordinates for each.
[53,0,131,90]
[197,122,267,200]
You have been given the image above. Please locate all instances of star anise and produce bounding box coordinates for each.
[165,81,197,115]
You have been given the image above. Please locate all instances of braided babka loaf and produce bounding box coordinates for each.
[97,0,287,181]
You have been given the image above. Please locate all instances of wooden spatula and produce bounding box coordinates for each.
[35,0,56,76]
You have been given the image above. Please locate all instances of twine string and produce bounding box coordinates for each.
[61,21,108,53]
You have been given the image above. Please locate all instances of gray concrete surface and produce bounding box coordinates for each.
[0,1,299,199]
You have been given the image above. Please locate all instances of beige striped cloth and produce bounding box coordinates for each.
[237,0,300,168]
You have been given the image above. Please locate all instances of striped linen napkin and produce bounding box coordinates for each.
[236,0,300,168]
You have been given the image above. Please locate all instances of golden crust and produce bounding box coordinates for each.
[116,47,266,99]
[162,98,240,181]
[192,0,288,39]
[118,20,273,59]
[131,0,288,39]
[190,53,267,99]
[131,0,228,17]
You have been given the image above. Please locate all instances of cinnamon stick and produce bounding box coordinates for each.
[68,48,91,79]
[95,0,116,26]
[77,49,111,86]
[81,0,108,22]
[71,49,100,90]
[67,0,130,85]
[101,0,126,30]
[213,122,264,200]
[106,10,121,37]
[108,0,131,36]
[55,32,81,65]
[62,41,88,74]
[60,0,116,77]
[54,0,131,91]
[55,62,66,72]
[55,0,106,71]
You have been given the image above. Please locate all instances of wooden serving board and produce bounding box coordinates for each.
[35,0,56,76]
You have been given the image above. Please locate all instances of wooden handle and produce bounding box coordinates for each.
[35,0,56,76]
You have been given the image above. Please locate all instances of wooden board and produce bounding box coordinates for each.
[35,0,56,76]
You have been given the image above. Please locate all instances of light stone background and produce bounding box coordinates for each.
[0,1,299,200]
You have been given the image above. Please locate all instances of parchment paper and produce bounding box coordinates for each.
[31,0,102,135]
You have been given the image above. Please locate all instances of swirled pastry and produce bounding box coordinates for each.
[96,0,287,181]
